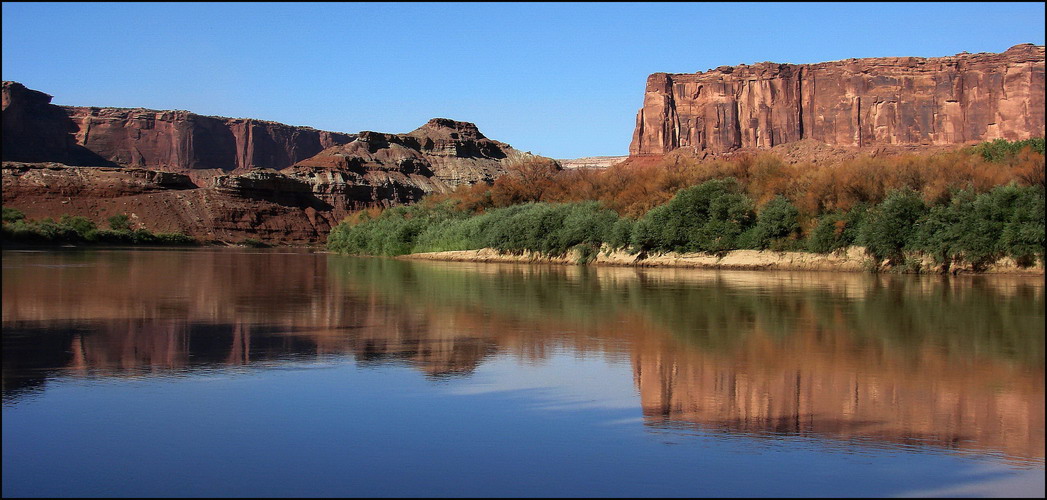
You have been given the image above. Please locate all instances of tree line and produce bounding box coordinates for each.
[327,138,1044,272]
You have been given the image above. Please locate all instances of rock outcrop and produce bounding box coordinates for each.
[285,118,539,210]
[2,81,357,175]
[2,161,340,243]
[2,83,544,243]
[557,156,629,169]
[2,162,196,198]
[630,44,1046,156]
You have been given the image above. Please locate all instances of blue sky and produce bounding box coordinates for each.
[2,2,1044,158]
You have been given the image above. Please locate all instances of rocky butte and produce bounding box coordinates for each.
[2,82,541,243]
[630,44,1046,156]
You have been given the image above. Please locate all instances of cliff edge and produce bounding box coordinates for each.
[630,44,1046,156]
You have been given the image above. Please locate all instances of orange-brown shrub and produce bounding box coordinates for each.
[430,145,1045,221]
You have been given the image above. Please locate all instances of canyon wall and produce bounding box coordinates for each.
[630,44,1046,156]
[2,83,542,243]
[64,107,356,173]
[2,81,357,173]
[1,82,114,166]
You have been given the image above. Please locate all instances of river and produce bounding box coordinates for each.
[2,247,1043,497]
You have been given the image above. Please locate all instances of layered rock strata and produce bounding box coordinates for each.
[287,118,539,210]
[65,107,356,173]
[557,156,629,169]
[2,162,196,198]
[2,162,337,243]
[2,83,540,243]
[2,81,357,173]
[2,82,114,166]
[630,44,1046,156]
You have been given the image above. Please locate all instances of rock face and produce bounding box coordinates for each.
[63,107,356,173]
[557,156,629,169]
[2,162,196,198]
[2,161,340,243]
[2,81,357,174]
[286,118,538,210]
[1,82,542,243]
[1,82,115,166]
[630,44,1046,156]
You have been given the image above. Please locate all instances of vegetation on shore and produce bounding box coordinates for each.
[328,138,1045,272]
[1,209,198,246]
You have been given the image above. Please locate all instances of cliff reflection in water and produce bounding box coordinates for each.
[2,249,1043,465]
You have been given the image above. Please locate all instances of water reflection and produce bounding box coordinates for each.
[2,248,1043,467]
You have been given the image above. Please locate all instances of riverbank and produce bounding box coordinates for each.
[400,247,1046,275]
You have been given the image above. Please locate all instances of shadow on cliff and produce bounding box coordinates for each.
[2,81,121,167]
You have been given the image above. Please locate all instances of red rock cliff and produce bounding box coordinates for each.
[63,107,356,172]
[2,81,356,172]
[630,44,1046,156]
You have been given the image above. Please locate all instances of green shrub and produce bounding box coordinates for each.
[632,178,756,254]
[0,211,196,247]
[1000,187,1046,265]
[1,219,47,243]
[907,185,1044,270]
[574,243,599,264]
[89,228,134,244]
[841,203,868,245]
[807,211,847,253]
[607,217,636,252]
[60,215,97,235]
[328,200,627,259]
[328,202,471,256]
[970,137,1045,163]
[547,201,618,256]
[2,207,26,223]
[952,185,1009,269]
[108,214,132,231]
[750,195,800,250]
[496,203,568,255]
[859,188,927,266]
[912,192,972,268]
[951,184,1044,269]
[413,211,494,253]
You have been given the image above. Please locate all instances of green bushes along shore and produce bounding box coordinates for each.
[328,138,1045,272]
[2,209,197,246]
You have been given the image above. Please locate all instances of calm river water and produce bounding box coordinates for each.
[2,248,1044,497]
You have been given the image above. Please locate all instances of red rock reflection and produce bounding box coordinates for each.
[2,250,1043,464]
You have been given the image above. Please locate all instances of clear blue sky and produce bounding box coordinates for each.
[2,2,1044,159]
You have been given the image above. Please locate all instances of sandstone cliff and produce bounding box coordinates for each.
[64,107,356,174]
[2,83,541,243]
[630,44,1046,156]
[2,81,357,175]
[2,82,115,166]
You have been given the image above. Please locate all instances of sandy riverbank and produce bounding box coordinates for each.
[399,247,1045,275]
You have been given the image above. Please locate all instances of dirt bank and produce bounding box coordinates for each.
[399,247,1045,275]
